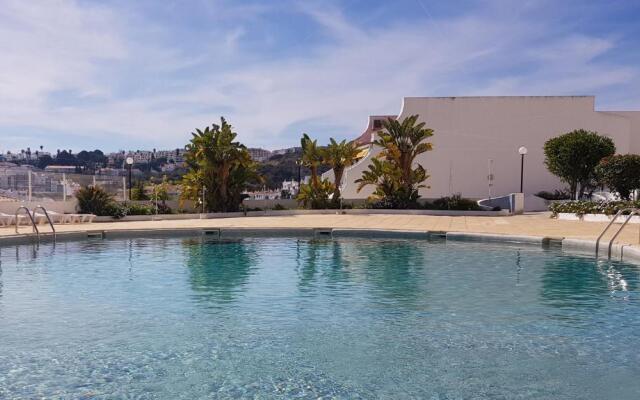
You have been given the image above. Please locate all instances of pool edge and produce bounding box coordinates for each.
[2,227,639,265]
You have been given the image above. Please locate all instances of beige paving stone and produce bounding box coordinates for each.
[1,213,638,250]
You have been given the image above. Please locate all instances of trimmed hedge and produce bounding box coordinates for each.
[549,200,640,217]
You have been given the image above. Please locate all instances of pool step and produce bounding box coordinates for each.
[313,228,333,239]
[201,228,221,238]
[86,231,105,239]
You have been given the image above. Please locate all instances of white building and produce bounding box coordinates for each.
[155,149,186,165]
[330,96,640,199]
[281,179,299,195]
[244,190,281,200]
[272,146,302,156]
[248,148,272,162]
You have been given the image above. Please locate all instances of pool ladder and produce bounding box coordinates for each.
[15,205,56,242]
[595,208,640,259]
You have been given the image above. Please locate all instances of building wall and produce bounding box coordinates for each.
[339,96,637,199]
[604,111,640,153]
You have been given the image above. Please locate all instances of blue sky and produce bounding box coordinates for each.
[1,0,639,153]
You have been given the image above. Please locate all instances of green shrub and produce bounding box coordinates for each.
[543,130,615,199]
[535,190,571,200]
[272,203,287,210]
[104,202,127,219]
[76,186,117,216]
[595,154,640,200]
[130,181,150,201]
[549,200,640,217]
[296,180,334,209]
[125,203,154,216]
[429,194,481,211]
[364,198,408,209]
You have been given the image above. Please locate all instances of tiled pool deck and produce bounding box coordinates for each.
[1,212,639,246]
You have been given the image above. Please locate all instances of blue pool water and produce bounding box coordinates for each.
[1,236,639,399]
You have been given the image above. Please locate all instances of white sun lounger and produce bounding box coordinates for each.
[33,211,95,224]
[0,212,28,226]
[79,213,96,223]
[33,211,67,224]
[0,213,14,227]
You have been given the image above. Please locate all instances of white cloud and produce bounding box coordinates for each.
[0,0,637,152]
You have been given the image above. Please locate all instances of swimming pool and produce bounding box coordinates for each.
[1,236,639,399]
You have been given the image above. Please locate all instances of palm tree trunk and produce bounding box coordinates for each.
[333,167,344,205]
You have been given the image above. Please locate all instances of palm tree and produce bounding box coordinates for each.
[322,138,359,205]
[300,133,323,188]
[357,115,434,208]
[296,178,334,209]
[181,117,261,212]
[355,157,400,200]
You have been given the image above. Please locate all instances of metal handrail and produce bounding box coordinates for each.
[594,208,639,258]
[33,205,56,241]
[607,209,640,259]
[15,206,39,238]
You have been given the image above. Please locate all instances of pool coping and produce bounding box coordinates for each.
[1,227,639,265]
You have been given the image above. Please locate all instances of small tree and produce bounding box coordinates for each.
[355,115,434,208]
[181,118,261,212]
[297,133,331,209]
[152,175,171,212]
[300,133,323,188]
[76,186,116,216]
[595,154,640,200]
[322,138,359,206]
[543,129,615,199]
[131,181,149,201]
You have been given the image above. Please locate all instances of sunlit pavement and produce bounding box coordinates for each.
[1,212,639,249]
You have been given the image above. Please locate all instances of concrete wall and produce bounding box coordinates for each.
[339,96,638,199]
[605,111,640,153]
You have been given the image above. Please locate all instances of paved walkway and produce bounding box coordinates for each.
[1,213,639,247]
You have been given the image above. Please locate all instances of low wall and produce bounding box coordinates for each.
[93,208,510,222]
[241,198,369,209]
[477,193,524,214]
[557,213,640,224]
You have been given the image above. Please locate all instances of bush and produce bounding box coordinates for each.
[103,202,127,219]
[296,180,334,209]
[535,190,571,200]
[549,200,640,217]
[543,130,615,199]
[125,203,155,216]
[130,181,150,201]
[595,154,640,200]
[365,197,411,209]
[76,186,117,216]
[429,194,481,211]
[272,203,287,210]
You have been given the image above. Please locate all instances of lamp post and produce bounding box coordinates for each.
[518,146,527,193]
[125,157,134,201]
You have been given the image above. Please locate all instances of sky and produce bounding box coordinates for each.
[1,0,639,153]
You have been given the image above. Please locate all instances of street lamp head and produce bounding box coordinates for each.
[518,146,528,155]
[126,157,134,165]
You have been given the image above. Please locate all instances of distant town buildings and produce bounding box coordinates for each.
[0,162,69,199]
[243,189,282,200]
[281,179,299,195]
[272,146,302,156]
[248,148,272,162]
[44,165,78,174]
